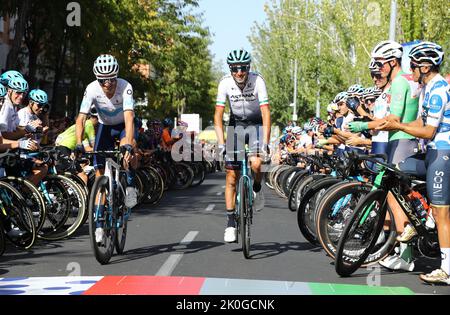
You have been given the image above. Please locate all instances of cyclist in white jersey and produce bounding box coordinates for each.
[18,89,49,144]
[380,42,450,284]
[214,49,271,243]
[75,54,138,243]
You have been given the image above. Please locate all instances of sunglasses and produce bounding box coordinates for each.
[98,78,117,85]
[364,98,376,104]
[410,62,421,70]
[373,60,391,69]
[33,102,47,108]
[230,65,250,73]
[371,72,383,79]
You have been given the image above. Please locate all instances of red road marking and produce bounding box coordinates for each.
[83,276,205,295]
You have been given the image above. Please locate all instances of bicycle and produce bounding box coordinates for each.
[230,145,256,259]
[87,149,131,265]
[335,155,439,276]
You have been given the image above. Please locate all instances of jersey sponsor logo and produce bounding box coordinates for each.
[127,89,132,95]
[428,95,443,114]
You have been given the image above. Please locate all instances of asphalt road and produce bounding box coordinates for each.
[1,172,449,295]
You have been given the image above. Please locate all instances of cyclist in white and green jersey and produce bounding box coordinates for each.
[371,40,422,272]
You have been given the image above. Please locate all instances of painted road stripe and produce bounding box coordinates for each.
[222,185,226,189]
[155,231,199,276]
[0,276,415,295]
[216,192,222,196]
[205,204,215,212]
[180,231,199,245]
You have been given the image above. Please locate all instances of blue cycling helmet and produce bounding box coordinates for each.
[7,76,28,92]
[227,49,251,65]
[0,70,23,86]
[162,118,173,127]
[29,89,48,104]
[0,83,6,98]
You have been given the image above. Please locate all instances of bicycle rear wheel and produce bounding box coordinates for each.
[238,177,252,259]
[88,176,115,265]
[335,189,388,277]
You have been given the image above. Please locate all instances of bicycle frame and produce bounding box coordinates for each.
[236,147,253,215]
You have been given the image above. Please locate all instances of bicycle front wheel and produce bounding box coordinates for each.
[238,177,252,259]
[88,176,115,265]
[335,189,388,277]
[114,175,129,255]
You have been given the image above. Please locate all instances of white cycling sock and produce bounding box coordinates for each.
[441,248,450,275]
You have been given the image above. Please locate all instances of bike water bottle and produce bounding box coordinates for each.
[409,191,429,223]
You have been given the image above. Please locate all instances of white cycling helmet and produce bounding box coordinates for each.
[371,40,403,60]
[333,91,348,104]
[292,126,302,134]
[93,54,119,79]
[347,84,365,97]
[409,41,444,66]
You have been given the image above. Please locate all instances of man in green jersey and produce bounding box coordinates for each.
[371,40,421,272]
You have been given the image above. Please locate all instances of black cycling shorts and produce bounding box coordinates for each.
[225,123,264,170]
[398,149,450,206]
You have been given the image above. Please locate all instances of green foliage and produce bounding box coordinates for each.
[2,0,215,122]
[249,0,449,125]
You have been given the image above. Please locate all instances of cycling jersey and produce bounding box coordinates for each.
[419,74,450,150]
[18,107,38,126]
[389,70,421,141]
[0,97,20,132]
[79,78,134,125]
[55,120,96,150]
[216,72,269,125]
[371,88,391,143]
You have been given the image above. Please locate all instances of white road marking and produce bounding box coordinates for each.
[155,231,199,276]
[205,204,215,212]
[216,192,222,196]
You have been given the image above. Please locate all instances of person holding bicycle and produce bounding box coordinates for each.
[75,54,138,244]
[377,42,450,285]
[214,49,271,243]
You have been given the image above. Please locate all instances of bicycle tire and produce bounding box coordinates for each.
[143,167,165,205]
[287,170,309,211]
[238,176,251,259]
[39,175,86,241]
[115,175,128,254]
[0,181,36,249]
[191,162,206,187]
[1,177,46,233]
[88,176,115,265]
[0,220,5,256]
[335,189,389,277]
[297,177,340,245]
[170,162,194,190]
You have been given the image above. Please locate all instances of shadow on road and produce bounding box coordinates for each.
[109,240,224,265]
[231,241,321,259]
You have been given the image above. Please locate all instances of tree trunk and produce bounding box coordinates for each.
[6,0,31,70]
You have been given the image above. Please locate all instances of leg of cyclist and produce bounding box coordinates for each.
[420,149,450,285]
[92,123,117,243]
[119,120,139,209]
[379,139,419,271]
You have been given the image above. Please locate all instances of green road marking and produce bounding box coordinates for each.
[308,282,414,295]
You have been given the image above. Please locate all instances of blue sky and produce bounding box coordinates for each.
[196,0,269,72]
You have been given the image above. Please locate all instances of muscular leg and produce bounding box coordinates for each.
[225,169,239,211]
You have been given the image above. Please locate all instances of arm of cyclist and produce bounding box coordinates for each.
[75,113,88,150]
[214,105,226,146]
[261,105,271,146]
[377,117,437,140]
